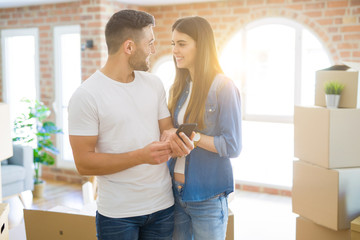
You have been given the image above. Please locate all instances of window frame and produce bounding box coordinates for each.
[54,25,81,169]
[243,17,333,123]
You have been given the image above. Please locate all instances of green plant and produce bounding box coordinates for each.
[12,99,62,184]
[324,81,345,95]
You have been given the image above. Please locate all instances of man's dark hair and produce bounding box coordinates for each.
[105,9,155,54]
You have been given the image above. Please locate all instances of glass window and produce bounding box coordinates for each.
[220,18,332,188]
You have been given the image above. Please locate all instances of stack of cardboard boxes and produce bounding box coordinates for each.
[292,63,360,240]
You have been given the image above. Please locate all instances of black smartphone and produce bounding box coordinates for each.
[176,123,197,140]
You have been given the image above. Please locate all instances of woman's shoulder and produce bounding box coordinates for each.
[212,73,236,92]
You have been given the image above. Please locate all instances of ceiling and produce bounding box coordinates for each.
[0,0,216,9]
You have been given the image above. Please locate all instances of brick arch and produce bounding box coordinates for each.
[151,48,172,71]
[218,7,339,64]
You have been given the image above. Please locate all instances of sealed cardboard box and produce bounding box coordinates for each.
[292,160,360,231]
[24,206,97,240]
[0,204,10,240]
[24,205,234,240]
[315,62,360,108]
[294,106,360,168]
[226,209,234,240]
[352,216,360,240]
[296,216,350,240]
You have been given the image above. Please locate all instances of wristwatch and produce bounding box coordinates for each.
[193,132,201,148]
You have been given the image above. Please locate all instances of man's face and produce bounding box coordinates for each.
[129,26,156,71]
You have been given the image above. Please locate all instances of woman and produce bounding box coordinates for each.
[168,16,242,240]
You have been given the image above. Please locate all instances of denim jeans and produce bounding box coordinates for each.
[96,205,174,240]
[172,181,228,240]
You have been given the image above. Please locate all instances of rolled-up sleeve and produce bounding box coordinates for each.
[214,79,242,158]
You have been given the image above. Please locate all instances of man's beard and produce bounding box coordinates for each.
[129,49,150,71]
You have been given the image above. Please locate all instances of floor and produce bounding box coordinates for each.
[229,190,296,240]
[9,181,297,240]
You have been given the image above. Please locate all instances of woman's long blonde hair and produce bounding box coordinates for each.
[168,16,223,130]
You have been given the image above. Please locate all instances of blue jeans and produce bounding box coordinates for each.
[172,181,228,240]
[96,205,174,240]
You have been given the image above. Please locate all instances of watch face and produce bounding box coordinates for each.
[193,133,201,142]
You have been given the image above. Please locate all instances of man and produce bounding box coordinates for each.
[68,9,192,240]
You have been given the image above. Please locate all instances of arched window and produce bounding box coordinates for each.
[220,18,332,188]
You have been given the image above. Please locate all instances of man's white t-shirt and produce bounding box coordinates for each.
[68,70,174,218]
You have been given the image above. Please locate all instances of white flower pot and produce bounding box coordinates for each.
[325,94,341,109]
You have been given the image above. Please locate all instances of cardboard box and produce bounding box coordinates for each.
[0,204,10,240]
[292,160,360,230]
[294,106,360,168]
[24,205,234,240]
[296,216,350,240]
[352,216,360,240]
[226,209,234,240]
[0,103,13,161]
[315,62,360,108]
[24,206,97,240]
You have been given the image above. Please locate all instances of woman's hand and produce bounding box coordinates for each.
[160,128,177,142]
[169,131,194,157]
[161,127,194,157]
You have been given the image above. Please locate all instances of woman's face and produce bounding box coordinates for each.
[171,30,196,72]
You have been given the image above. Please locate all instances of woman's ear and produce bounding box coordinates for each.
[124,40,134,55]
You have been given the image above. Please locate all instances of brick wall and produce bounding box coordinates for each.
[147,0,360,65]
[0,0,359,187]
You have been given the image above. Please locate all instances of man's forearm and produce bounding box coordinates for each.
[74,149,143,176]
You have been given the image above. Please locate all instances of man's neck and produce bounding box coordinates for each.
[101,56,134,83]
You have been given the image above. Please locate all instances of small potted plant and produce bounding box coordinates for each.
[324,81,345,108]
[12,99,62,198]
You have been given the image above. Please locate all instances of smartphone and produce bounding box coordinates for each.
[176,123,197,141]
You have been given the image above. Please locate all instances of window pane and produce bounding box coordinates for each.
[220,31,243,88]
[246,24,295,116]
[60,33,81,105]
[61,33,81,162]
[301,29,331,106]
[54,26,81,165]
[2,33,37,122]
[152,57,175,100]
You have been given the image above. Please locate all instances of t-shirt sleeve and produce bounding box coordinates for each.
[68,88,99,136]
[156,78,171,120]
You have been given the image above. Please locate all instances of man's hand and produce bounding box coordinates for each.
[138,141,172,165]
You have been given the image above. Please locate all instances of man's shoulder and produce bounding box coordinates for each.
[135,71,164,89]
[71,71,102,99]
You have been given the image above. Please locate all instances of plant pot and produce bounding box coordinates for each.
[325,94,341,109]
[33,181,46,198]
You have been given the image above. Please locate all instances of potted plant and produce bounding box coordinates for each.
[324,81,345,108]
[12,99,62,198]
